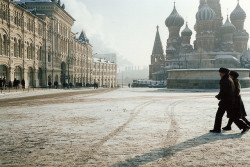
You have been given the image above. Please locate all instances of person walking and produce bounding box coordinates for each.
[13,78,18,89]
[0,78,3,92]
[223,71,250,131]
[210,68,248,133]
[21,79,25,90]
[3,77,6,90]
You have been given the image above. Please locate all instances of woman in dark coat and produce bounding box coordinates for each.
[223,71,250,130]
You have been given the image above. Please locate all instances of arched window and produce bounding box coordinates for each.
[14,66,22,81]
[14,38,17,57]
[30,43,33,59]
[0,35,2,55]
[3,35,7,56]
[48,51,51,62]
[18,40,22,58]
[39,46,42,61]
[27,42,30,59]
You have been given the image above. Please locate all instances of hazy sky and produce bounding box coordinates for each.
[61,0,250,67]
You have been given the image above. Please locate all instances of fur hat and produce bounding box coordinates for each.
[219,68,230,74]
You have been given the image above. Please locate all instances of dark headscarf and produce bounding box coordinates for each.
[229,71,239,79]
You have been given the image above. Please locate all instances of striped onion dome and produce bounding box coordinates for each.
[181,23,192,36]
[196,3,216,21]
[230,2,246,21]
[220,16,236,34]
[165,5,184,27]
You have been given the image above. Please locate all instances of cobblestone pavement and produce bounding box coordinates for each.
[0,88,249,166]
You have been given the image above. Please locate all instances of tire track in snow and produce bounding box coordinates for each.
[81,101,154,164]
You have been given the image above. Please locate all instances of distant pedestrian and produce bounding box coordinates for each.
[54,81,58,89]
[14,78,18,89]
[8,81,12,88]
[128,83,131,88]
[3,77,6,90]
[48,81,52,88]
[21,79,25,90]
[0,78,3,91]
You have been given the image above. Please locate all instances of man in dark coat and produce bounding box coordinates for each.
[210,68,249,133]
[3,77,6,89]
[13,78,18,89]
[223,71,250,131]
[21,79,25,89]
[0,78,3,90]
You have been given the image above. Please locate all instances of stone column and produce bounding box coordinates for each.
[33,69,38,88]
[23,68,29,88]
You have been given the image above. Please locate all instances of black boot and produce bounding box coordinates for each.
[222,126,232,131]
[241,127,249,134]
[210,129,221,133]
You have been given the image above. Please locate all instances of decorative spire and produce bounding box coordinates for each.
[152,26,164,55]
[78,30,89,44]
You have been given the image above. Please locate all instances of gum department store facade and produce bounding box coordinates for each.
[0,0,117,88]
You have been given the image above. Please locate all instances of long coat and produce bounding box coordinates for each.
[217,75,235,107]
[233,79,247,119]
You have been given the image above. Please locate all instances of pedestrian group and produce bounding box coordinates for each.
[210,68,250,134]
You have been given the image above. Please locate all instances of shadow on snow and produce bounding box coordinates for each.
[110,132,243,167]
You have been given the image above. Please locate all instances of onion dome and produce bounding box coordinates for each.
[196,3,216,21]
[181,23,192,36]
[230,2,246,21]
[220,16,236,34]
[165,5,184,27]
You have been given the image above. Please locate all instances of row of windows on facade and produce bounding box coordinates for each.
[0,36,86,63]
[0,6,43,35]
[0,3,78,39]
[0,36,48,61]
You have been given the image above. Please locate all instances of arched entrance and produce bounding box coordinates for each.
[29,67,34,87]
[48,75,52,83]
[55,75,59,82]
[0,65,7,80]
[14,66,22,81]
[60,62,66,84]
[38,68,43,87]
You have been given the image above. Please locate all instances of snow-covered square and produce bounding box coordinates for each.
[0,88,249,166]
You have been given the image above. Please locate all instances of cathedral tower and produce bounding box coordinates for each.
[149,26,165,80]
[220,16,236,52]
[230,1,249,53]
[195,2,216,52]
[181,23,193,53]
[165,3,184,56]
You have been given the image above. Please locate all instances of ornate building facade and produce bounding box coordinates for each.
[149,0,249,80]
[0,0,117,88]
